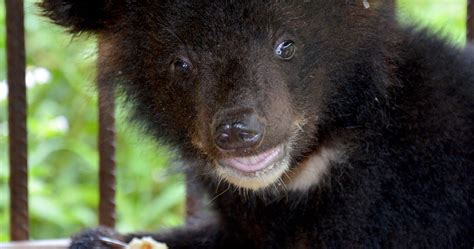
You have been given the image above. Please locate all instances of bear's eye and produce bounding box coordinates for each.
[275,40,296,61]
[172,58,193,75]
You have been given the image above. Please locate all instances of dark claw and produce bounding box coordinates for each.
[69,227,123,249]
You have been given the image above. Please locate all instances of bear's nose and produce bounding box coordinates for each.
[213,110,264,151]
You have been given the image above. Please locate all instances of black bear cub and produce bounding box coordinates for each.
[41,0,473,248]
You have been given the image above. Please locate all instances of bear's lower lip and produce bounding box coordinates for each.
[218,146,284,174]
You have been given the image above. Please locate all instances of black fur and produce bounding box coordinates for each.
[41,0,473,248]
[38,0,124,32]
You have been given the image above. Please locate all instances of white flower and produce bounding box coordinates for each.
[26,67,52,88]
[50,116,69,133]
[33,67,52,85]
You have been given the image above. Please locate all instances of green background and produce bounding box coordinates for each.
[0,0,468,241]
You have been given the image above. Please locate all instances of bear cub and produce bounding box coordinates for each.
[40,0,473,248]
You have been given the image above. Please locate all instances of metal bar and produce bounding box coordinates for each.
[97,41,117,228]
[185,173,205,225]
[468,0,474,41]
[6,0,28,241]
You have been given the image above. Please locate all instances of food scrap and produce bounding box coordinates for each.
[127,237,168,249]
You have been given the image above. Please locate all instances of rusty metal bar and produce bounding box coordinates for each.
[468,0,474,41]
[97,43,117,228]
[6,0,29,241]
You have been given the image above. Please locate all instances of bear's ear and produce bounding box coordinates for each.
[39,0,124,33]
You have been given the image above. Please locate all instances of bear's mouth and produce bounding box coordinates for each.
[218,145,285,175]
[215,144,290,190]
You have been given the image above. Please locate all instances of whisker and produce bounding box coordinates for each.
[208,183,231,205]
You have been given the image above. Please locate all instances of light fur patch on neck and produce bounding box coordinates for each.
[287,146,343,191]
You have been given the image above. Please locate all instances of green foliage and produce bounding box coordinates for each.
[397,0,467,44]
[0,0,468,242]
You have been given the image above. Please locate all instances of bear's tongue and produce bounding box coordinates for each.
[220,146,282,173]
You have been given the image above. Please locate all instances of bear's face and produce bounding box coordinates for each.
[42,0,386,190]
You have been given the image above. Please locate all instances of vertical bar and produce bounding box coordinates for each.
[185,174,205,225]
[468,0,474,42]
[97,40,117,228]
[6,0,29,241]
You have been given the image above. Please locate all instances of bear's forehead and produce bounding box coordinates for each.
[155,1,291,23]
[125,1,311,47]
